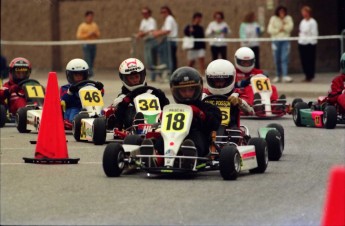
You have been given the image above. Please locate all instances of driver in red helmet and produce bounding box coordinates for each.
[0,57,31,114]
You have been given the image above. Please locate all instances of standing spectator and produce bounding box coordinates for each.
[205,11,230,60]
[267,6,294,83]
[239,11,263,69]
[153,6,178,74]
[183,12,206,76]
[136,7,158,82]
[298,6,318,82]
[76,10,100,77]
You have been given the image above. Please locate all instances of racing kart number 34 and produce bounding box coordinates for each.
[133,93,161,124]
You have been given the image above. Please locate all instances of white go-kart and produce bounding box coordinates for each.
[102,104,268,180]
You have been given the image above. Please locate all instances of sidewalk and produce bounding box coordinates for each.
[28,69,338,98]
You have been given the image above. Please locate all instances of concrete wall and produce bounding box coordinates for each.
[1,0,341,75]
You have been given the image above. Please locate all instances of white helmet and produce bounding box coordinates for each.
[119,58,146,91]
[65,58,90,84]
[234,47,255,73]
[205,59,236,95]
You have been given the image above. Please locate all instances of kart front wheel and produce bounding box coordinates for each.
[266,123,284,150]
[0,105,6,127]
[93,117,106,145]
[248,138,268,174]
[291,98,303,108]
[16,107,30,133]
[265,129,283,161]
[72,113,89,141]
[293,102,309,127]
[103,143,125,177]
[219,145,241,180]
[323,106,337,129]
[123,135,143,145]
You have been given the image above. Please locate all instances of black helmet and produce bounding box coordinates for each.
[170,67,202,104]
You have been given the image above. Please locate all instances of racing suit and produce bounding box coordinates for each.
[0,80,26,114]
[328,73,345,113]
[235,68,279,105]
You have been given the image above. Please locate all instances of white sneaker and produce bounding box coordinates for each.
[272,77,281,83]
[282,76,293,83]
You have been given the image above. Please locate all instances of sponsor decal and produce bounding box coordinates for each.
[86,127,93,137]
[242,151,256,159]
[165,149,175,156]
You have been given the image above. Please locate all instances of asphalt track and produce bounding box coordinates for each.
[1,72,344,225]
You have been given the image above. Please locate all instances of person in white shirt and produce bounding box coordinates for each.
[267,6,294,83]
[205,11,231,60]
[298,6,318,82]
[136,7,158,82]
[153,6,178,74]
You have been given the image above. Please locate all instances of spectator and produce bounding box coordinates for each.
[239,11,263,69]
[152,6,178,74]
[268,6,294,83]
[183,12,206,76]
[205,11,230,60]
[76,10,100,77]
[136,7,158,82]
[298,6,318,82]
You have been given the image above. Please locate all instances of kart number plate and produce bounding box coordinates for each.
[252,77,272,92]
[136,98,160,112]
[219,107,230,126]
[162,112,189,133]
[80,90,103,107]
[25,85,44,98]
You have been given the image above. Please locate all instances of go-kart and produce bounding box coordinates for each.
[102,104,269,180]
[70,80,107,145]
[292,96,345,129]
[203,94,285,161]
[14,79,45,133]
[239,74,290,118]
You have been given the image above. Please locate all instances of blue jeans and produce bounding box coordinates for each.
[82,44,96,76]
[158,38,177,75]
[144,38,158,81]
[272,41,290,77]
[64,107,81,122]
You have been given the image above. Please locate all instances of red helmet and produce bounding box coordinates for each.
[9,57,32,84]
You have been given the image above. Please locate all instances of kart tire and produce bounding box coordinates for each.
[323,105,337,129]
[0,105,6,128]
[16,107,30,133]
[293,102,309,127]
[219,145,241,180]
[292,98,303,108]
[102,143,125,177]
[72,113,89,141]
[265,129,283,161]
[123,135,143,145]
[93,117,107,145]
[248,138,268,174]
[266,123,284,150]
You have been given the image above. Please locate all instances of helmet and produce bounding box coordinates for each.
[234,47,255,73]
[170,67,202,104]
[119,58,146,91]
[65,58,90,84]
[9,57,32,83]
[341,52,345,74]
[205,59,236,95]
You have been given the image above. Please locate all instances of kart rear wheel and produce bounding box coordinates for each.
[16,107,30,133]
[72,113,89,141]
[219,145,241,180]
[323,105,337,129]
[248,138,268,174]
[123,135,143,145]
[103,143,125,177]
[292,98,303,108]
[0,105,6,127]
[265,129,283,161]
[266,123,284,150]
[93,117,106,145]
[293,102,309,127]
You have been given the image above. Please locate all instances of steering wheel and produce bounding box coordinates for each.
[203,94,228,102]
[126,86,163,100]
[16,79,42,97]
[69,80,102,93]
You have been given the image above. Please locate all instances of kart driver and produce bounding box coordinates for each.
[60,58,103,124]
[328,52,345,114]
[106,58,169,130]
[203,59,254,128]
[0,57,32,114]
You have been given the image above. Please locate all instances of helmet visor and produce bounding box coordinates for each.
[68,71,89,83]
[236,58,255,67]
[13,67,30,80]
[172,83,202,103]
[207,74,234,89]
[124,72,145,87]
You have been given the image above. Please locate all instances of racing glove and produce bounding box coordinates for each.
[68,85,78,94]
[9,84,20,93]
[61,100,66,112]
[95,81,104,90]
[190,105,206,121]
[228,93,242,106]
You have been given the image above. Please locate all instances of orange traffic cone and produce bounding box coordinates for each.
[23,72,79,164]
[321,165,345,226]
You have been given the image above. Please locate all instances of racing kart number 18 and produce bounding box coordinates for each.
[162,112,188,132]
[253,78,272,92]
[25,85,44,98]
[80,90,104,107]
[138,99,159,111]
